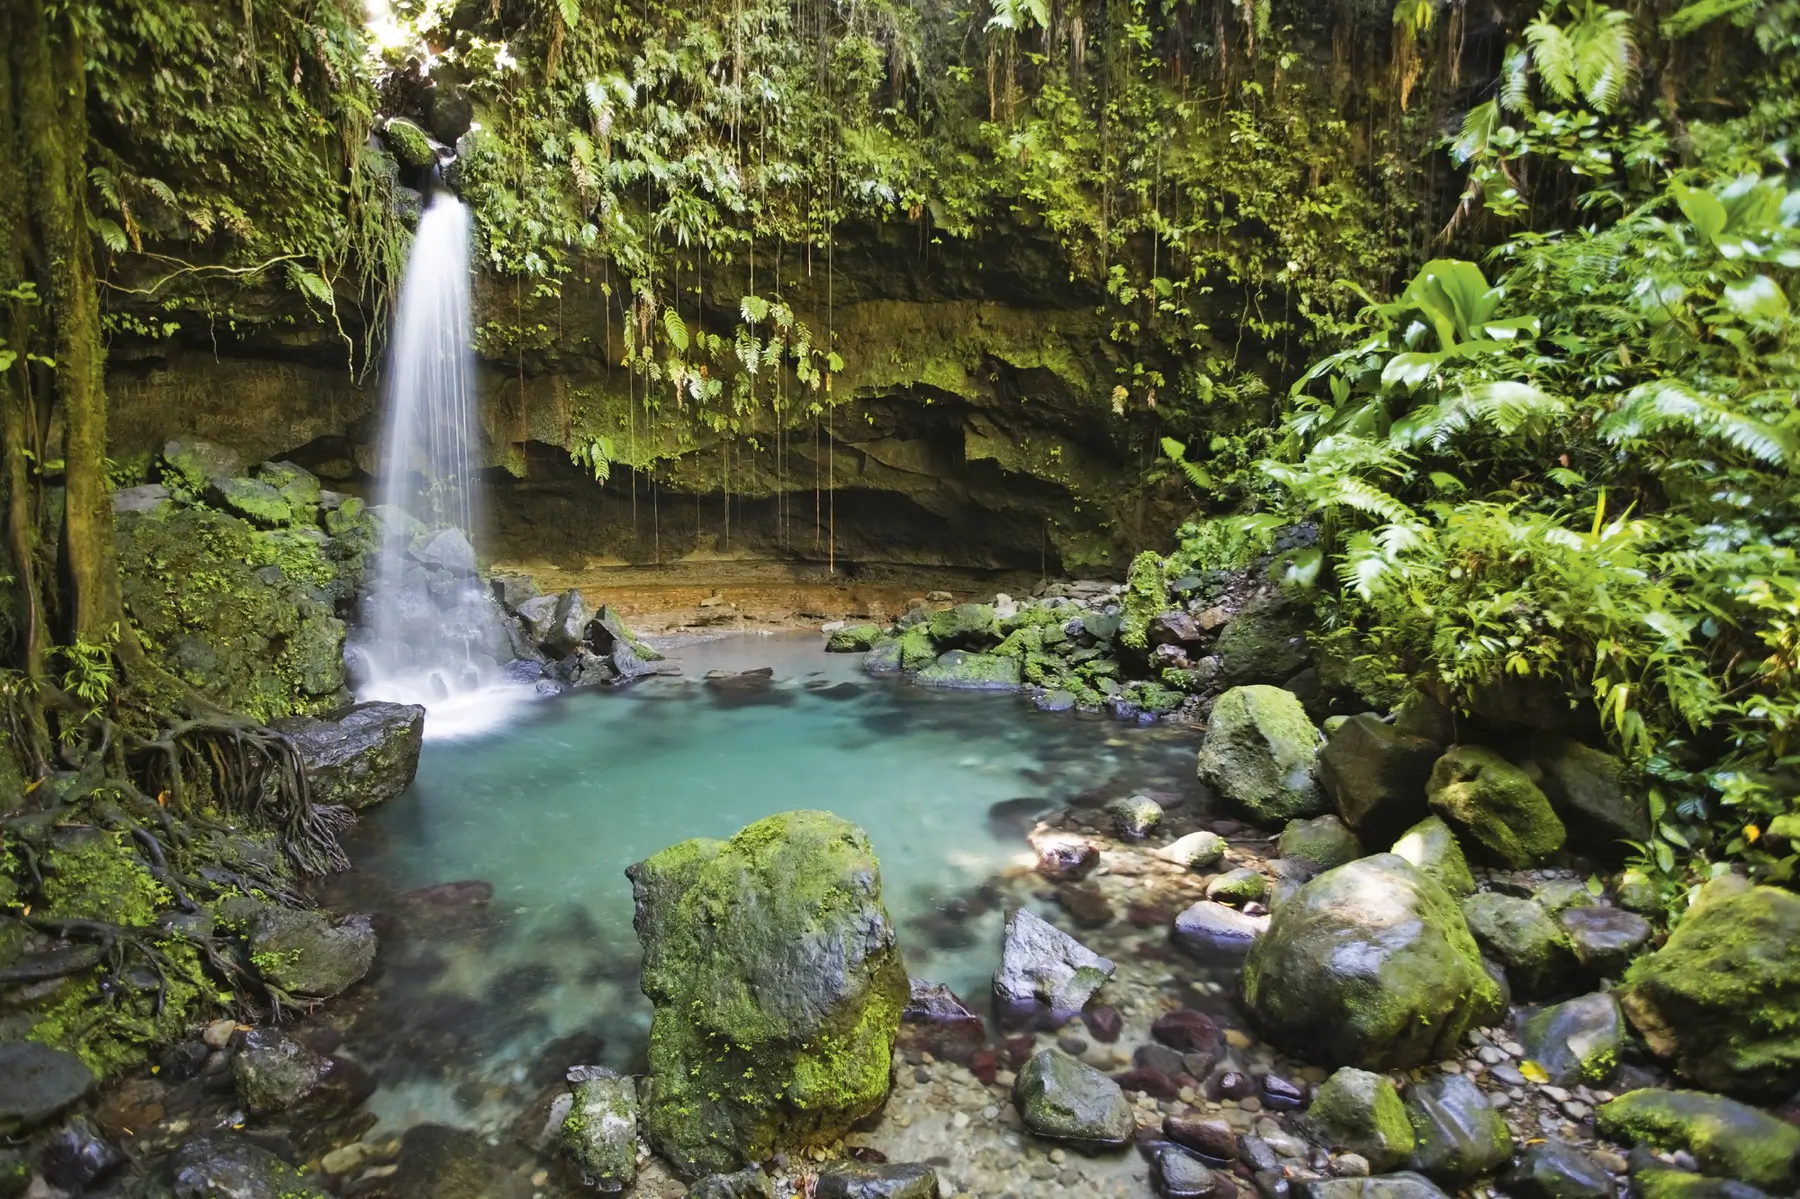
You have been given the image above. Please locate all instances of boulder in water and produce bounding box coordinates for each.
[1013,1047,1135,1149]
[926,603,998,648]
[562,1067,637,1192]
[412,526,478,576]
[826,624,883,653]
[898,979,987,1064]
[993,907,1116,1030]
[39,1115,122,1192]
[1154,831,1227,870]
[1171,900,1267,965]
[160,1134,329,1199]
[628,811,909,1176]
[1196,685,1327,824]
[816,1163,939,1199]
[1503,1143,1613,1199]
[244,906,377,999]
[1426,745,1565,867]
[1618,883,1800,1100]
[272,700,424,810]
[232,1029,329,1115]
[1296,1175,1451,1199]
[1242,855,1503,1070]
[915,650,1019,690]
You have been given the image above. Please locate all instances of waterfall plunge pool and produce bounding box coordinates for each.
[323,631,1199,1136]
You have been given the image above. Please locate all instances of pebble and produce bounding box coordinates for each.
[1593,1150,1629,1173]
[1329,1154,1371,1178]
[1502,1041,1525,1057]
[1438,1060,1463,1074]
[1562,1100,1592,1121]
[1477,1046,1505,1066]
[1542,1085,1571,1103]
[202,1020,237,1049]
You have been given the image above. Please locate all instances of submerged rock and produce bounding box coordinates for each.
[1108,795,1163,839]
[1318,716,1440,843]
[1426,745,1565,868]
[1595,1089,1800,1192]
[1014,1048,1135,1149]
[232,1028,329,1115]
[1153,1146,1223,1197]
[0,1043,94,1134]
[1296,1175,1451,1199]
[1305,1068,1415,1172]
[1033,833,1101,881]
[993,908,1116,1029]
[1242,855,1503,1070]
[898,979,986,1064]
[688,1167,778,1199]
[1404,1073,1513,1184]
[562,1067,637,1192]
[39,1115,122,1192]
[156,1134,329,1199]
[272,700,424,810]
[816,1162,938,1199]
[628,811,909,1176]
[1619,883,1800,1100]
[1520,992,1625,1086]
[1196,685,1327,824]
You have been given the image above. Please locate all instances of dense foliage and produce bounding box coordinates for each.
[1248,0,1800,902]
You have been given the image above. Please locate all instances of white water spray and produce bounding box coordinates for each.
[352,195,528,737]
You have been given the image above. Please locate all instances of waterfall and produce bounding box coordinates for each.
[351,195,525,736]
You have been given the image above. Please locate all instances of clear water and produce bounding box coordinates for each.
[333,633,1199,1134]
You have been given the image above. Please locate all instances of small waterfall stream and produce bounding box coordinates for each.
[351,195,527,736]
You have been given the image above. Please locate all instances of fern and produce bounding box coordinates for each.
[662,307,690,353]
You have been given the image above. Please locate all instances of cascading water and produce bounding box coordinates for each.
[350,194,527,737]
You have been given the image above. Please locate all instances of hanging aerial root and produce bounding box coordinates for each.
[136,716,352,875]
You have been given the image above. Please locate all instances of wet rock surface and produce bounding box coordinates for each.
[0,1043,95,1134]
[994,907,1117,1029]
[273,700,425,810]
[1014,1047,1136,1149]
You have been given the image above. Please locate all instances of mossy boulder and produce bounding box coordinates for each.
[1595,1089,1800,1192]
[1318,715,1440,843]
[1390,816,1474,897]
[826,624,884,653]
[159,434,242,494]
[1206,866,1267,905]
[271,701,424,811]
[1520,992,1624,1086]
[116,504,357,722]
[1242,854,1503,1070]
[146,1134,331,1199]
[627,811,910,1176]
[1278,814,1363,874]
[1426,745,1566,868]
[897,626,937,672]
[914,650,1020,690]
[1458,892,1573,1000]
[562,1068,637,1191]
[1196,685,1327,825]
[1108,795,1163,839]
[383,116,438,167]
[209,476,295,527]
[246,907,377,999]
[1305,1067,1415,1171]
[1215,599,1312,685]
[925,603,997,648]
[1618,884,1800,1101]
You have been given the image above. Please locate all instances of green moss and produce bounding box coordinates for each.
[40,833,169,925]
[925,603,997,648]
[1133,683,1185,715]
[28,938,207,1078]
[1595,1089,1800,1191]
[1306,1067,1414,1171]
[825,624,882,652]
[1196,684,1327,824]
[1119,550,1164,650]
[1426,745,1567,868]
[383,116,437,167]
[993,624,1044,658]
[1391,816,1476,897]
[897,626,937,672]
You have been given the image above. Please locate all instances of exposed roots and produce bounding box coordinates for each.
[138,716,353,875]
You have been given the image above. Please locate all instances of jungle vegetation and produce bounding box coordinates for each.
[0,0,1794,925]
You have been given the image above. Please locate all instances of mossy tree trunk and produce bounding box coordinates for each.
[5,0,148,696]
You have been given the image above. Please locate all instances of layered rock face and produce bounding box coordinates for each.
[627,811,910,1176]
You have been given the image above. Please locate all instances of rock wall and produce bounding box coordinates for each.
[104,230,1192,576]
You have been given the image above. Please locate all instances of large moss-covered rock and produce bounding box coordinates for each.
[1426,746,1565,868]
[116,503,363,722]
[1595,1089,1800,1192]
[1458,892,1572,1000]
[826,624,883,652]
[925,603,997,648]
[1215,600,1311,685]
[915,650,1020,690]
[1305,1067,1415,1171]
[244,906,377,999]
[627,811,910,1176]
[1390,816,1474,897]
[1242,854,1503,1070]
[148,1134,330,1199]
[1618,884,1800,1101]
[1319,716,1440,843]
[1196,685,1327,825]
